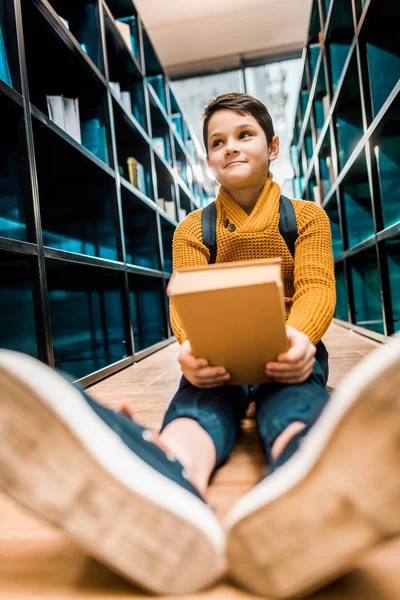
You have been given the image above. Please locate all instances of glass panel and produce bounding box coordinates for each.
[386,234,400,333]
[0,253,38,356]
[326,195,344,256]
[373,92,400,229]
[129,274,168,352]
[341,148,374,248]
[334,53,363,170]
[121,186,160,269]
[362,0,400,120]
[46,260,127,379]
[0,94,27,241]
[33,119,118,260]
[334,260,349,321]
[350,246,384,334]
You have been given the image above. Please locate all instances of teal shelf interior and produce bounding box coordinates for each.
[326,194,344,256]
[33,119,118,260]
[0,253,38,357]
[341,148,374,247]
[45,0,104,73]
[121,186,161,270]
[313,58,328,138]
[0,0,20,91]
[160,215,174,273]
[362,0,400,120]
[334,52,363,170]
[0,94,27,242]
[128,273,168,352]
[334,260,349,320]
[373,92,400,230]
[46,259,127,378]
[386,234,400,333]
[326,0,354,94]
[350,245,385,334]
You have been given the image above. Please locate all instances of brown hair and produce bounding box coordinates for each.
[202,92,275,154]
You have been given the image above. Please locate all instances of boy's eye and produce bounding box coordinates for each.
[240,131,252,138]
[212,139,222,148]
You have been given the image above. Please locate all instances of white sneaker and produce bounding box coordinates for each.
[226,337,400,598]
[0,350,225,594]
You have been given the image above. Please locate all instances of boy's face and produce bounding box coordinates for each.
[206,109,279,190]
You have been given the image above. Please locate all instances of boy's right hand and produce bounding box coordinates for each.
[178,340,231,388]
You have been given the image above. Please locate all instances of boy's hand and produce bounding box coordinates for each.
[265,325,316,384]
[178,340,231,388]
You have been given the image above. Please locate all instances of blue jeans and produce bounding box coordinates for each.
[161,341,330,471]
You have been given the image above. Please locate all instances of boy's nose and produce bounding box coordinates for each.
[225,146,240,156]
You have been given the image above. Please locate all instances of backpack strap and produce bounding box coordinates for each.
[201,201,217,264]
[278,195,298,258]
[201,195,298,263]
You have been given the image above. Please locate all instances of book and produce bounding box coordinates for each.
[0,21,12,87]
[165,200,176,221]
[46,95,66,130]
[81,118,108,163]
[115,21,132,52]
[153,137,165,158]
[178,208,187,222]
[109,81,121,99]
[63,97,81,143]
[312,184,322,206]
[120,90,132,113]
[127,157,146,194]
[167,258,289,386]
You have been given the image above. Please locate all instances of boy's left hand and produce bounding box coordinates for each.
[265,325,316,384]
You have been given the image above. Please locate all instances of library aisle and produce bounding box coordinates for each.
[1,323,400,600]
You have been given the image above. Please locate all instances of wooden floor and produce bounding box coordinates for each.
[2,322,400,599]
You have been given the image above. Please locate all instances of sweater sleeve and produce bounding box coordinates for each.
[286,201,336,345]
[170,210,209,344]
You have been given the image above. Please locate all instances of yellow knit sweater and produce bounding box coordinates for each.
[170,174,336,346]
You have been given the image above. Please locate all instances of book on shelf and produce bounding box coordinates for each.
[120,90,132,113]
[322,95,330,121]
[156,197,165,211]
[116,16,137,56]
[167,258,289,386]
[115,21,132,52]
[312,184,322,206]
[46,95,81,143]
[326,156,335,185]
[127,157,146,194]
[58,16,69,30]
[81,118,108,163]
[165,200,176,221]
[109,81,121,99]
[178,207,187,222]
[153,136,166,158]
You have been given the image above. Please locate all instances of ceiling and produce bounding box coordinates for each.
[134,0,313,77]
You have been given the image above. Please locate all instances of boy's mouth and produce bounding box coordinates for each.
[224,160,246,169]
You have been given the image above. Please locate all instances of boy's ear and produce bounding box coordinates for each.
[268,136,280,162]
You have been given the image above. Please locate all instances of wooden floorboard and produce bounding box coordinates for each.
[2,323,400,599]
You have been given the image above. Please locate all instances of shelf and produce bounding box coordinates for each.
[349,244,384,334]
[325,193,344,256]
[149,95,173,165]
[32,117,119,260]
[112,101,154,200]
[154,153,177,222]
[372,91,400,230]
[0,93,29,242]
[334,51,364,170]
[386,233,400,333]
[312,58,329,138]
[128,272,168,353]
[169,85,185,140]
[0,251,38,357]
[23,1,111,165]
[326,0,355,94]
[44,0,105,73]
[142,27,167,109]
[334,260,349,321]
[340,146,374,247]
[361,0,400,121]
[0,0,21,92]
[121,184,161,270]
[308,0,322,45]
[46,258,128,379]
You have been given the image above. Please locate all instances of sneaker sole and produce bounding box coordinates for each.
[226,340,400,598]
[0,351,225,595]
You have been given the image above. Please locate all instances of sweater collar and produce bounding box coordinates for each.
[216,173,281,233]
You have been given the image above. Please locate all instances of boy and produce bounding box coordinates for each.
[1,94,400,599]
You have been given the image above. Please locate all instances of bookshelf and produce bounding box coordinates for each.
[291,0,400,340]
[0,0,210,384]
